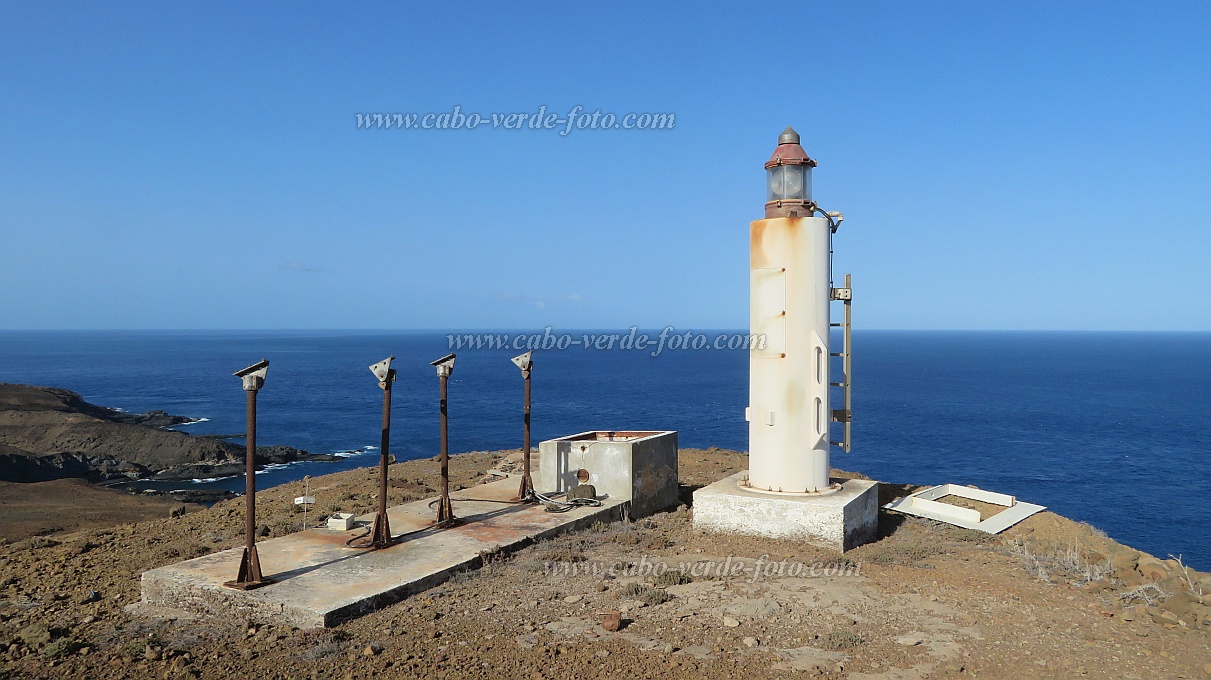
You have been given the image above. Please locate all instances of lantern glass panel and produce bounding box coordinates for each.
[766,165,812,202]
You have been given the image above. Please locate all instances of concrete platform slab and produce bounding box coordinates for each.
[692,471,878,552]
[140,477,626,628]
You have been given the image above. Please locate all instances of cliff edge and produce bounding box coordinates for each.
[0,383,330,482]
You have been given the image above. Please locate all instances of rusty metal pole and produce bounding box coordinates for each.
[242,389,260,566]
[368,361,395,548]
[521,371,532,491]
[436,373,454,522]
[226,359,271,590]
[431,353,456,523]
[511,351,534,500]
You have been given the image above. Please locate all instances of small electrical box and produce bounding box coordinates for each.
[326,513,355,531]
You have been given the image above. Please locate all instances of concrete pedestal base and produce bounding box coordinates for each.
[692,472,878,552]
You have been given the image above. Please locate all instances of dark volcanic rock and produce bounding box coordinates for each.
[0,383,319,483]
[164,488,240,504]
[118,410,198,428]
[0,385,198,428]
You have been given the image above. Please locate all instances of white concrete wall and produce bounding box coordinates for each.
[538,431,678,518]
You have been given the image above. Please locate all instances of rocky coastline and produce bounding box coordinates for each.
[0,383,339,484]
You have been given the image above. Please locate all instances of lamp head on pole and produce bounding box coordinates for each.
[510,350,533,376]
[233,359,269,392]
[431,353,456,379]
[369,356,396,388]
[764,126,817,219]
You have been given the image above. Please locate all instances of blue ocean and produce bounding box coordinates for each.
[0,331,1206,569]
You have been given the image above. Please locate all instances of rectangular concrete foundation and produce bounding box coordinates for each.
[140,476,626,628]
[692,472,878,552]
[540,430,678,519]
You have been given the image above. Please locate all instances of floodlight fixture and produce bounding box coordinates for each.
[431,353,456,378]
[234,359,269,392]
[511,350,533,374]
[369,355,396,385]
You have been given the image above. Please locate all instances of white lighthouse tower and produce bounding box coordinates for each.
[748,126,835,494]
[693,127,877,551]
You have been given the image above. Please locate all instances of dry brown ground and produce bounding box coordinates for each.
[1,448,1210,680]
[0,480,205,543]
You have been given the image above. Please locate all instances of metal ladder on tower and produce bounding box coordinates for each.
[829,273,852,453]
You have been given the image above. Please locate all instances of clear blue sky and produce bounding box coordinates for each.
[2,2,1208,331]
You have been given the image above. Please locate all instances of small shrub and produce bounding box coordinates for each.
[294,630,347,660]
[897,545,940,562]
[1119,583,1168,608]
[120,639,147,660]
[299,640,342,660]
[41,637,82,659]
[619,582,672,606]
[948,528,995,544]
[446,569,479,586]
[536,534,601,562]
[824,631,864,650]
[642,535,674,550]
[1169,554,1205,597]
[611,531,643,546]
[480,546,507,565]
[654,570,692,587]
[621,582,648,597]
[870,546,938,567]
[641,588,672,606]
[1002,538,1110,585]
[535,543,586,564]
